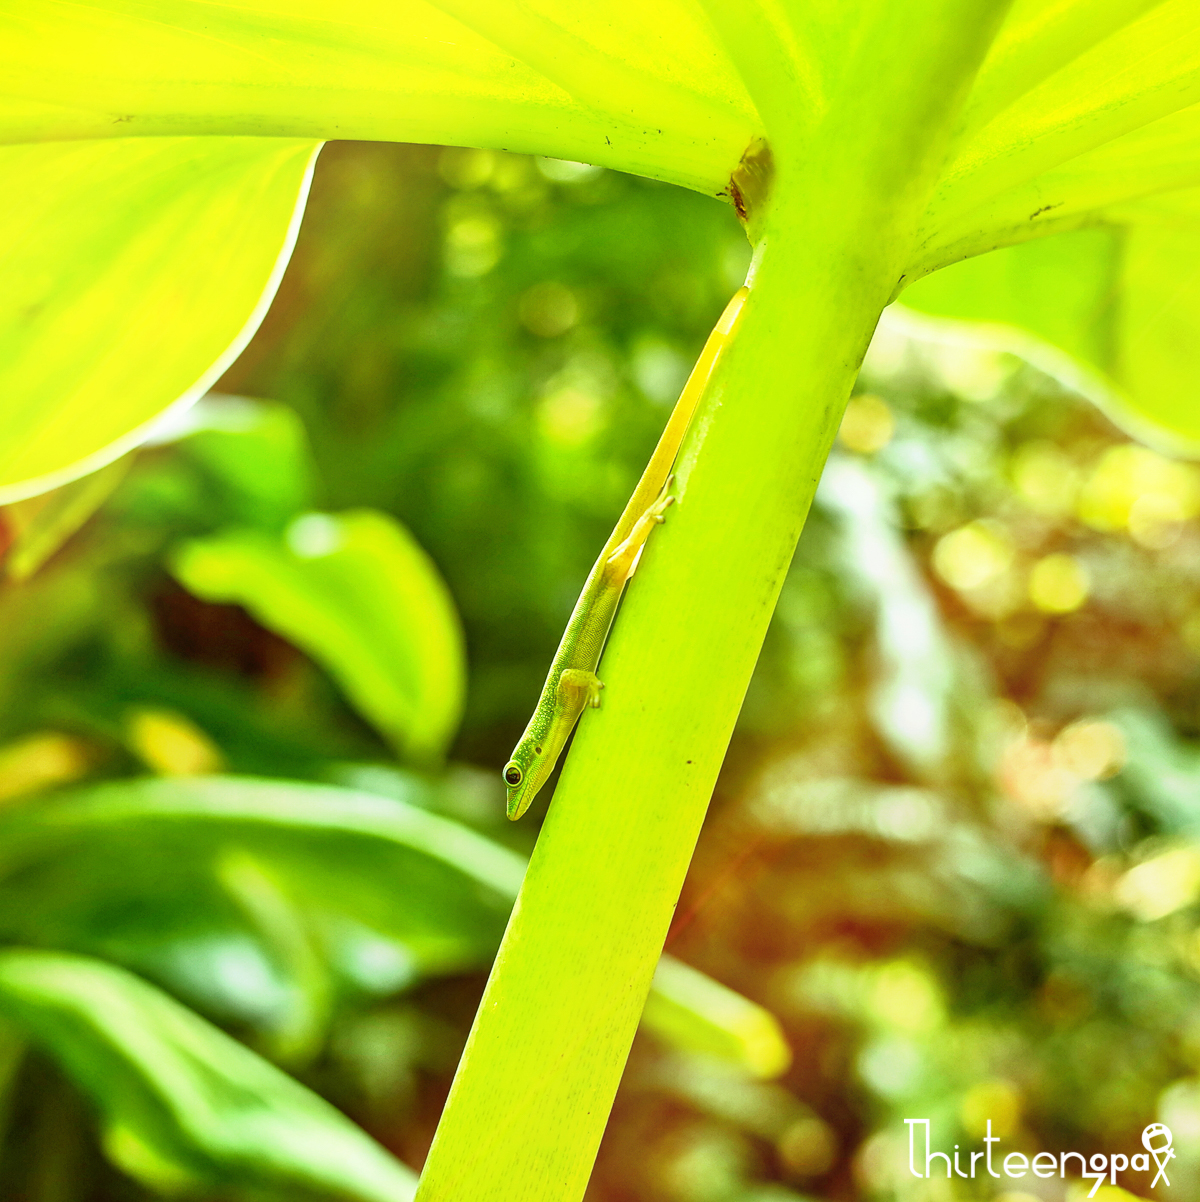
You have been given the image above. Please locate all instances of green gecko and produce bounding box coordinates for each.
[503,285,749,819]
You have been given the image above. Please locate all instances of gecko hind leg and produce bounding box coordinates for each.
[607,474,677,581]
[651,474,675,523]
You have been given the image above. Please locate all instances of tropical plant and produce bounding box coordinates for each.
[0,391,790,1199]
[6,3,1200,1200]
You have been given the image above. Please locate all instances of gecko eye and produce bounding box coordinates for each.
[504,763,523,786]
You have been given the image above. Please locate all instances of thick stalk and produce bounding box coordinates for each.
[414,216,893,1202]
[415,6,1012,1197]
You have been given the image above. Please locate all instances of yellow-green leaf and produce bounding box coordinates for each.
[923,0,1200,249]
[0,2,755,196]
[0,137,318,503]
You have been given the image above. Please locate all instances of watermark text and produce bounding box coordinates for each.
[904,1118,1175,1198]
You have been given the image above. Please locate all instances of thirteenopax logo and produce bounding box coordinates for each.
[904,1118,1175,1198]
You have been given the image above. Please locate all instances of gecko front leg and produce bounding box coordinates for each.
[559,667,605,710]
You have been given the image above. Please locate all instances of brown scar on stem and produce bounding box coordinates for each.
[727,138,774,240]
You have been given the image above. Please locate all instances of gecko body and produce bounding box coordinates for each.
[504,286,749,819]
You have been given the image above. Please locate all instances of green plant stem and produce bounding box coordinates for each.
[414,230,883,1202]
[415,7,1010,1198]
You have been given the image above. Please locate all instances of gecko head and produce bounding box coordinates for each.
[503,738,545,821]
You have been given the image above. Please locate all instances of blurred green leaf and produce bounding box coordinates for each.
[900,200,1200,454]
[0,948,418,1201]
[0,137,318,504]
[1,459,131,581]
[172,510,466,763]
[642,956,791,1080]
[1104,707,1200,834]
[166,394,317,533]
[214,847,333,1063]
[0,776,524,1012]
[0,559,121,735]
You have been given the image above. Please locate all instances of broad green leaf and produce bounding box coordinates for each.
[0,775,522,974]
[6,0,1200,477]
[172,510,466,762]
[0,137,319,504]
[0,949,418,1201]
[900,228,1120,373]
[921,0,1200,251]
[913,100,1200,277]
[0,9,756,506]
[161,394,317,534]
[1110,190,1200,447]
[891,1,1200,452]
[958,0,1165,136]
[0,3,756,196]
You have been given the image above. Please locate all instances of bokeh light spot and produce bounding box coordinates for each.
[1077,444,1200,538]
[1129,491,1187,548]
[777,1116,837,1179]
[1116,847,1200,921]
[444,213,501,277]
[838,394,895,454]
[287,512,343,558]
[961,1079,1021,1139]
[1052,719,1125,780]
[933,343,1015,400]
[857,1036,923,1097]
[1012,440,1080,517]
[632,339,689,404]
[518,282,579,338]
[537,387,603,447]
[0,732,90,802]
[933,521,1014,590]
[1029,553,1089,613]
[437,147,496,190]
[868,961,944,1033]
[1000,735,1077,819]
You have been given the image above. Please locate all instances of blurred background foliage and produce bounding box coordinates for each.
[2,141,1200,1201]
